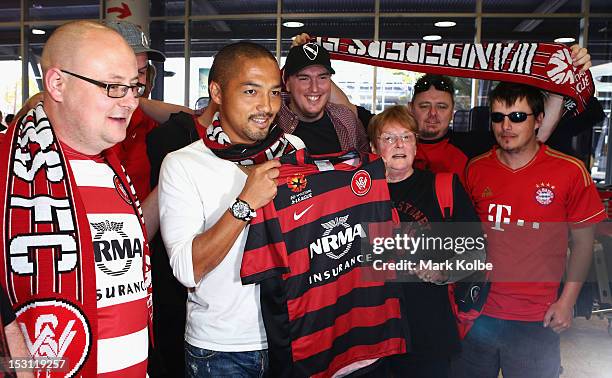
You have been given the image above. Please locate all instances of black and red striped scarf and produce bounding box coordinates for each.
[203,112,298,165]
[314,37,594,116]
[0,103,152,377]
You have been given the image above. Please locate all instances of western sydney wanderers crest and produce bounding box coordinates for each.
[351,170,371,196]
[16,299,91,377]
[535,182,555,205]
[287,173,308,193]
[113,175,132,205]
[303,43,319,60]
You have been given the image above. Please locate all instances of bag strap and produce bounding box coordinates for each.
[434,172,454,220]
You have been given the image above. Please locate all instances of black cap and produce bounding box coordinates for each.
[283,43,335,80]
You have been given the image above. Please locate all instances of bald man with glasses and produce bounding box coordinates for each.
[0,20,153,377]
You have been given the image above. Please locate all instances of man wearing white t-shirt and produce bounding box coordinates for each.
[159,42,303,377]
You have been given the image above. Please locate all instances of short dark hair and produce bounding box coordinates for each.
[489,82,545,117]
[413,74,455,102]
[209,41,277,88]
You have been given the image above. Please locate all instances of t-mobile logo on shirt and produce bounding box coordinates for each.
[488,204,511,231]
[487,203,540,231]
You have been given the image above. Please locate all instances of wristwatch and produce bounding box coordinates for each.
[229,198,257,222]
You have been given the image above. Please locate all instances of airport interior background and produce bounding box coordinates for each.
[1,1,612,377]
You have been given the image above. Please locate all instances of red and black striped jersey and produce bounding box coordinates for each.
[241,150,406,378]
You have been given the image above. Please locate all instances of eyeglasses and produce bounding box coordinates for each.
[414,77,454,95]
[61,70,146,98]
[378,133,417,145]
[490,112,534,123]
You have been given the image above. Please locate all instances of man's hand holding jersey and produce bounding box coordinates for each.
[239,159,281,210]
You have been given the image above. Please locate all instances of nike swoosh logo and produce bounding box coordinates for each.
[293,204,314,221]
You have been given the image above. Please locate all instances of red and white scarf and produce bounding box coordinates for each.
[203,112,298,165]
[314,37,594,116]
[0,103,152,377]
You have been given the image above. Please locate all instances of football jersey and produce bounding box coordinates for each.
[66,146,148,377]
[110,106,159,201]
[415,137,467,177]
[414,130,495,179]
[241,150,406,378]
[465,144,606,321]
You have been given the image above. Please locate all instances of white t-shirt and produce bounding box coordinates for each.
[159,138,301,352]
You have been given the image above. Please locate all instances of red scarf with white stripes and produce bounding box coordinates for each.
[0,103,152,377]
[314,37,594,116]
[203,112,298,165]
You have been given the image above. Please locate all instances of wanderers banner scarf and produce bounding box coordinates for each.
[0,103,152,377]
[313,37,594,116]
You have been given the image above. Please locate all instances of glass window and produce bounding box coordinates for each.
[482,0,580,13]
[27,0,99,21]
[588,19,612,182]
[27,26,55,96]
[192,0,276,15]
[283,0,374,13]
[189,19,277,107]
[0,1,20,22]
[591,0,612,13]
[0,27,22,117]
[151,0,184,17]
[149,21,185,105]
[381,0,475,13]
[589,18,612,66]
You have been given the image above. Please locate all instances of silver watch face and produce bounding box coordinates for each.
[232,201,250,219]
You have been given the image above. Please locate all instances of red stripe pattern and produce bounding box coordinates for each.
[241,151,406,377]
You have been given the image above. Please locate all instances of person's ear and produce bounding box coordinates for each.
[534,111,545,131]
[370,141,378,154]
[45,68,65,102]
[209,81,222,105]
[284,76,292,93]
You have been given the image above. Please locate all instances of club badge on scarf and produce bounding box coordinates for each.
[313,37,594,116]
[0,102,152,377]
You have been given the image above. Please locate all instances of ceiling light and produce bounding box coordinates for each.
[435,21,456,28]
[283,21,304,28]
[554,37,575,43]
[423,35,442,41]
[32,29,45,35]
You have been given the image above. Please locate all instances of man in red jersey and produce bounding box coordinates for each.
[451,82,606,378]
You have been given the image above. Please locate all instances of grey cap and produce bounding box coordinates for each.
[105,20,166,62]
